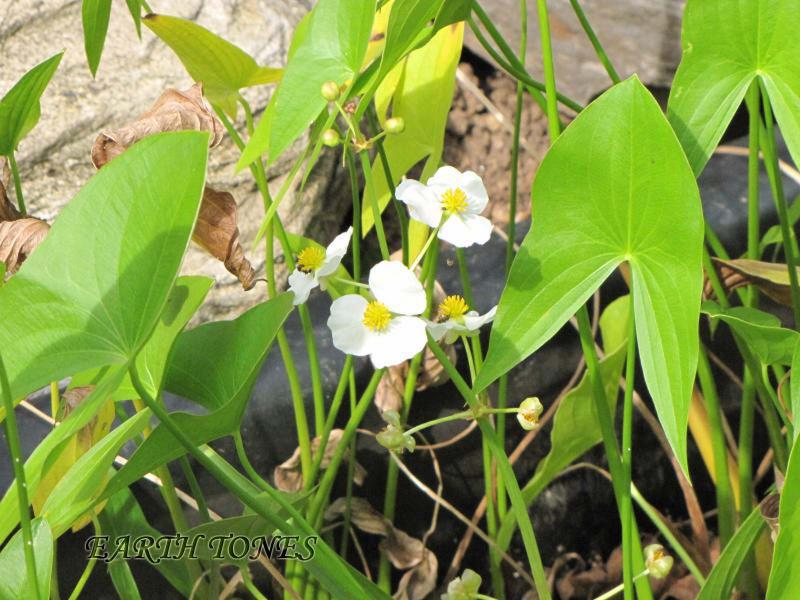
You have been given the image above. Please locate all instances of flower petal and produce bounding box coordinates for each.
[395,179,442,228]
[462,306,497,332]
[318,226,353,277]
[370,316,427,368]
[369,261,426,315]
[288,269,318,305]
[459,170,490,213]
[426,165,462,192]
[328,294,374,356]
[438,213,493,247]
[425,319,448,342]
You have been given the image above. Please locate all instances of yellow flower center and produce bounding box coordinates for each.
[362,301,392,332]
[297,246,326,273]
[438,295,469,320]
[521,410,539,426]
[441,188,468,214]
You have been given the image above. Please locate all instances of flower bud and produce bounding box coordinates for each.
[442,568,482,600]
[377,410,415,453]
[644,544,674,579]
[385,116,405,134]
[516,396,543,431]
[320,81,340,102]
[321,129,340,147]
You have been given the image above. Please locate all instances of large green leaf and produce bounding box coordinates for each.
[667,0,800,175]
[477,77,704,471]
[0,132,208,404]
[144,14,281,117]
[238,0,374,167]
[697,508,766,600]
[767,436,800,598]
[0,518,53,599]
[102,293,293,497]
[82,0,112,77]
[377,0,444,81]
[0,53,63,155]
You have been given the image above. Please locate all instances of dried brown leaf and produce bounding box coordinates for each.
[760,492,780,543]
[274,429,365,492]
[91,83,223,168]
[0,158,19,221]
[706,257,799,306]
[661,574,700,600]
[194,186,256,290]
[393,549,438,600]
[375,344,457,413]
[0,217,50,274]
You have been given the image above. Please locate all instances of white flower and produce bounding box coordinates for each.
[516,397,543,431]
[327,261,427,368]
[426,295,497,344]
[288,227,352,305]
[396,166,492,248]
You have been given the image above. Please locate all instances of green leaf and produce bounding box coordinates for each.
[697,508,766,600]
[125,0,142,38]
[238,0,374,168]
[40,410,151,536]
[702,301,798,365]
[767,435,800,597]
[523,295,630,501]
[0,132,208,405]
[106,558,143,600]
[792,341,800,442]
[667,0,800,175]
[378,0,444,80]
[434,0,472,29]
[0,53,63,155]
[82,0,112,77]
[477,77,704,471]
[103,294,293,497]
[143,14,281,117]
[100,487,192,596]
[362,22,463,235]
[0,518,53,599]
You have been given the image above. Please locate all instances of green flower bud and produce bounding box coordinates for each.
[376,427,406,451]
[320,81,340,102]
[516,396,543,431]
[644,544,674,579]
[321,129,340,147]
[385,116,405,134]
[442,568,482,600]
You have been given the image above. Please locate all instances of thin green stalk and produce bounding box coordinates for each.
[8,152,26,215]
[359,150,390,260]
[594,568,651,600]
[0,352,40,600]
[427,336,551,600]
[568,0,620,84]
[534,0,561,140]
[481,436,505,599]
[234,431,271,491]
[620,287,636,600]
[696,346,735,547]
[241,567,269,600]
[758,80,800,325]
[346,148,362,279]
[67,517,101,600]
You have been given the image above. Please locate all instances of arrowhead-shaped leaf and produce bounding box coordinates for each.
[0,132,208,404]
[82,0,112,77]
[477,77,703,471]
[667,0,800,175]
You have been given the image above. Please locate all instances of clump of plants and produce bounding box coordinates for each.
[1,0,798,598]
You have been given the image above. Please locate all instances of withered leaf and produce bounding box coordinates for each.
[194,186,256,290]
[274,429,366,492]
[91,83,223,168]
[760,492,781,543]
[707,258,799,306]
[393,550,438,600]
[375,344,457,413]
[0,217,50,275]
[0,158,19,221]
[662,574,700,600]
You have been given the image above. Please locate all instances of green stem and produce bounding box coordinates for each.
[568,0,620,84]
[0,352,40,600]
[696,346,735,548]
[620,282,637,599]
[534,0,562,140]
[234,431,271,491]
[427,337,551,600]
[346,148,362,280]
[67,517,101,600]
[359,150,390,261]
[8,152,26,215]
[594,568,651,600]
[758,80,800,325]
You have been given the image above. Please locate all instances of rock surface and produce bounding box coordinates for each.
[466,0,686,105]
[0,0,347,321]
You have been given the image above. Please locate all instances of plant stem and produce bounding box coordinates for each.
[427,337,551,600]
[67,517,101,600]
[359,150,390,261]
[594,568,651,600]
[696,346,735,548]
[534,0,561,140]
[234,431,271,491]
[758,80,800,325]
[568,0,620,84]
[346,148,362,279]
[0,352,40,600]
[8,152,26,215]
[620,281,637,599]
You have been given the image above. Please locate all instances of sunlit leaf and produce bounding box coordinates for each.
[378,0,444,81]
[766,435,800,597]
[82,0,112,77]
[144,14,282,117]
[667,0,800,175]
[0,53,63,155]
[478,77,704,471]
[0,518,52,599]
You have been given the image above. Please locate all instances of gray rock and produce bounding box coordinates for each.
[1,0,347,321]
[465,0,686,105]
